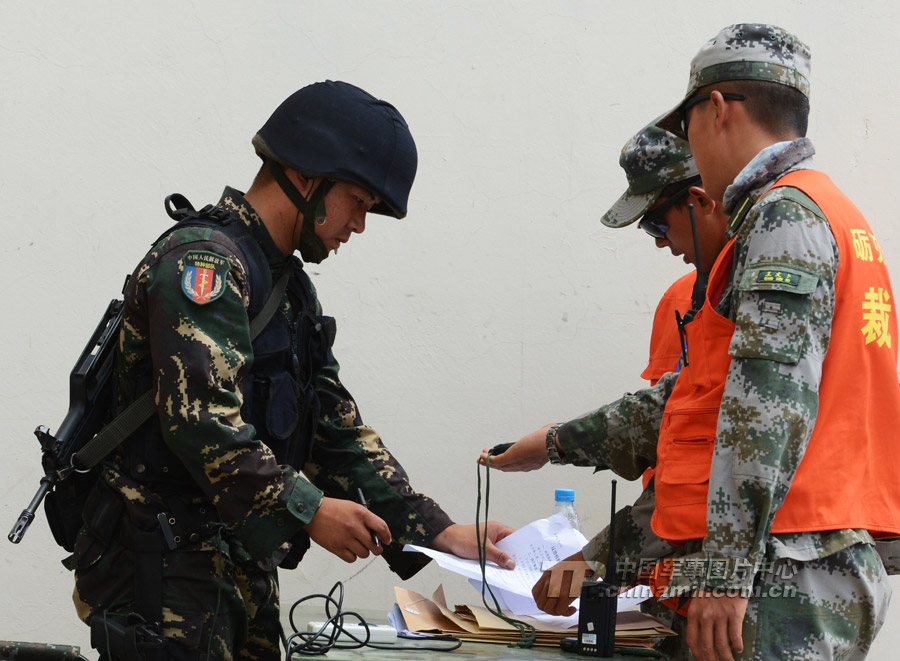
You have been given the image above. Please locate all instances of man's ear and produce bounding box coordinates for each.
[709,90,732,133]
[709,90,743,136]
[290,170,320,198]
[688,185,715,210]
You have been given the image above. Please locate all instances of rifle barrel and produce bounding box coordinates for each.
[8,474,55,544]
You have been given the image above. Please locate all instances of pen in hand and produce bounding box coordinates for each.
[357,487,381,547]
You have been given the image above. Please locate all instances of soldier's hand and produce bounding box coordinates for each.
[478,424,552,472]
[532,550,593,616]
[305,497,392,563]
[432,522,517,569]
[686,589,748,661]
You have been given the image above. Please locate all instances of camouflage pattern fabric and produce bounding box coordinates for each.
[554,138,893,657]
[556,371,676,478]
[73,526,280,658]
[583,480,674,585]
[707,138,871,589]
[661,542,890,660]
[71,187,453,658]
[584,125,705,657]
[0,642,85,660]
[686,24,811,99]
[658,24,811,137]
[602,120,699,228]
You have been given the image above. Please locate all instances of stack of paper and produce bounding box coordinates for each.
[398,515,675,648]
[392,585,675,649]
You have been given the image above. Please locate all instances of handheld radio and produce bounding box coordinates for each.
[574,479,618,657]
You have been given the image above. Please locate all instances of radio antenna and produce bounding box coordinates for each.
[605,479,617,584]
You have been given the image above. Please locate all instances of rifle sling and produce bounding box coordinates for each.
[71,270,291,473]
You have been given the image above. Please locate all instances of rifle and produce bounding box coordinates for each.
[9,194,296,550]
[8,298,123,547]
[10,265,292,550]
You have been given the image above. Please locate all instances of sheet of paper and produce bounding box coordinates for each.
[468,579,579,628]
[406,514,587,597]
[404,514,651,622]
[469,580,650,623]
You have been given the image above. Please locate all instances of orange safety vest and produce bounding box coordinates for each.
[641,272,696,385]
[652,170,900,544]
[640,272,696,489]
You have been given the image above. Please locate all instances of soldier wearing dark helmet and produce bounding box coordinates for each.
[70,81,515,660]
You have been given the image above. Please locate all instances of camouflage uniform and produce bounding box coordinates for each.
[565,122,699,656]
[71,188,453,659]
[560,22,896,657]
[559,139,894,661]
[584,123,700,584]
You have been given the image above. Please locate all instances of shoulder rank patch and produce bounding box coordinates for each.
[739,264,818,296]
[756,269,801,287]
[181,251,230,305]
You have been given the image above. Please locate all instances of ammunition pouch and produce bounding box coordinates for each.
[64,479,126,571]
[243,281,336,472]
[79,481,227,633]
[46,468,103,553]
[89,613,166,661]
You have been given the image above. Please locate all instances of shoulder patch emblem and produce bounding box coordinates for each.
[181,251,230,305]
[756,269,801,287]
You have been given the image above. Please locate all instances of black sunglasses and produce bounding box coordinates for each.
[678,92,746,136]
[637,185,694,239]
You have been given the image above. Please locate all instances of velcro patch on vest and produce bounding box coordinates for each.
[739,264,817,295]
[181,251,230,305]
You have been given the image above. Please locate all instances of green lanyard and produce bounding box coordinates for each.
[475,454,536,648]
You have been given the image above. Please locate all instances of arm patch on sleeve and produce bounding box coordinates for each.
[181,250,231,305]
[731,264,819,363]
[740,265,817,295]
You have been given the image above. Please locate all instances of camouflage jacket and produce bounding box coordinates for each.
[559,139,872,591]
[103,187,452,576]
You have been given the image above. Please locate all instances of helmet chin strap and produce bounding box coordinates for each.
[266,159,335,263]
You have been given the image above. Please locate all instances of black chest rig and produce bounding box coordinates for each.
[242,257,337,471]
[123,199,337,499]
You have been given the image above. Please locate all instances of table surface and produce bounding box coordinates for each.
[284,603,660,660]
[288,638,650,660]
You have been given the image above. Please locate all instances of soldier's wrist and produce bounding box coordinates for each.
[546,423,566,464]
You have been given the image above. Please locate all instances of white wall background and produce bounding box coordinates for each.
[3,1,899,657]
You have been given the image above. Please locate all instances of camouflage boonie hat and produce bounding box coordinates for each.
[658,24,811,137]
[602,118,699,228]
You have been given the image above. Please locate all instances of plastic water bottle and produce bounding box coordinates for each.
[552,488,582,532]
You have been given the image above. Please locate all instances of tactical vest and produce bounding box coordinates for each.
[120,204,336,562]
[652,170,900,544]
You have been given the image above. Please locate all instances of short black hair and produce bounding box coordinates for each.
[699,79,809,138]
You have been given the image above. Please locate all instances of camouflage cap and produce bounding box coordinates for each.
[657,24,811,137]
[602,118,699,228]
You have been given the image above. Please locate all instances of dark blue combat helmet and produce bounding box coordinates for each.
[252,80,417,219]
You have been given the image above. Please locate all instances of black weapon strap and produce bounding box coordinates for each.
[70,269,290,473]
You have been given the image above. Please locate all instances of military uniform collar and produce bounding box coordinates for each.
[218,186,289,269]
[722,138,816,215]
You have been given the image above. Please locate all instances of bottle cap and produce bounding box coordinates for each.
[554,488,575,502]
